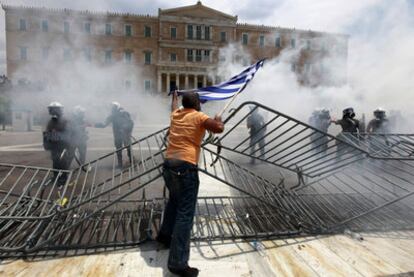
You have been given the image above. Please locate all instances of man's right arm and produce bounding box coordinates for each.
[331,119,340,125]
[171,91,178,112]
[204,115,224,133]
[95,115,111,128]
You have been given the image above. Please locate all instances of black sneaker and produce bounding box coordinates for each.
[168,266,199,277]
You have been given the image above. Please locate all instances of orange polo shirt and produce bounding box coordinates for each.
[165,108,210,165]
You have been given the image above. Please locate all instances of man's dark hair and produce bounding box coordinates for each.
[182,92,201,111]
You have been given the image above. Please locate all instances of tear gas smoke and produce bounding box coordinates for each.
[218,0,414,133]
[0,4,171,129]
[0,0,413,134]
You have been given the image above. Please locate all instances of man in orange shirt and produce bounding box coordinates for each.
[157,91,224,277]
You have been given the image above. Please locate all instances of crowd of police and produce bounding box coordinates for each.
[309,107,392,156]
[309,107,391,135]
[42,101,134,186]
[42,99,400,185]
[245,106,399,163]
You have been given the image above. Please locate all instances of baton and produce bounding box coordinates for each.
[59,149,67,160]
[73,148,92,172]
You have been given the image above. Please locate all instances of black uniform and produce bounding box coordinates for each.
[71,114,88,164]
[366,117,391,153]
[43,117,74,186]
[97,108,134,167]
[367,118,390,133]
[334,118,361,133]
[333,117,361,159]
[316,116,331,133]
[310,112,331,154]
[247,110,266,164]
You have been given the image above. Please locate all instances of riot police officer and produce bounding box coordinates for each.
[71,105,88,165]
[367,108,390,133]
[247,107,266,164]
[310,108,332,154]
[332,107,363,160]
[317,109,332,133]
[332,107,361,134]
[308,108,321,128]
[366,108,391,154]
[43,102,74,186]
[95,102,134,168]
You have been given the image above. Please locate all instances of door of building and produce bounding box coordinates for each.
[169,81,176,92]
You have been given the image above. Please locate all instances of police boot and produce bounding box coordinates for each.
[128,154,134,166]
[117,153,123,169]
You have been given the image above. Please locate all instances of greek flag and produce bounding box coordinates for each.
[176,59,265,102]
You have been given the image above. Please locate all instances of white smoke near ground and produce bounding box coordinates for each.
[11,52,171,129]
[1,5,171,128]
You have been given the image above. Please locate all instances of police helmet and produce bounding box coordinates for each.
[320,108,330,118]
[111,101,121,109]
[73,105,85,116]
[48,101,63,117]
[48,101,63,108]
[312,108,321,116]
[111,101,121,112]
[373,107,386,119]
[342,107,355,118]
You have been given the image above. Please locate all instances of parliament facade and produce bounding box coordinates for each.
[3,2,348,94]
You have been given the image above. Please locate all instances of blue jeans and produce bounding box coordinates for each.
[159,159,199,269]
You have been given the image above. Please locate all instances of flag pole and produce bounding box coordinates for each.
[217,82,248,118]
[216,59,264,117]
[175,59,264,117]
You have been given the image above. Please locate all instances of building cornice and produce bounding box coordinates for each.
[159,41,216,50]
[159,1,237,22]
[159,15,237,27]
[1,5,158,21]
[156,63,215,73]
[2,4,348,38]
[236,23,349,38]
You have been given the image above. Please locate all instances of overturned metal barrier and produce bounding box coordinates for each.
[294,158,414,232]
[199,148,414,235]
[209,101,414,233]
[0,128,168,253]
[340,132,414,159]
[1,101,414,256]
[212,101,414,178]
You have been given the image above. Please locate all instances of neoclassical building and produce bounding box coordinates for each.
[3,2,348,94]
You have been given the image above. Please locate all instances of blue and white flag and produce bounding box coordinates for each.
[176,59,265,102]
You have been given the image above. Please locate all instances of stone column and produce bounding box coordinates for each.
[166,73,170,93]
[157,72,162,93]
[175,73,180,90]
[212,75,216,85]
[194,75,198,89]
[202,75,207,87]
[185,74,189,89]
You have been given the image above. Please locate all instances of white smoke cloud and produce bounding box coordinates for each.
[207,0,414,133]
[0,0,413,132]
